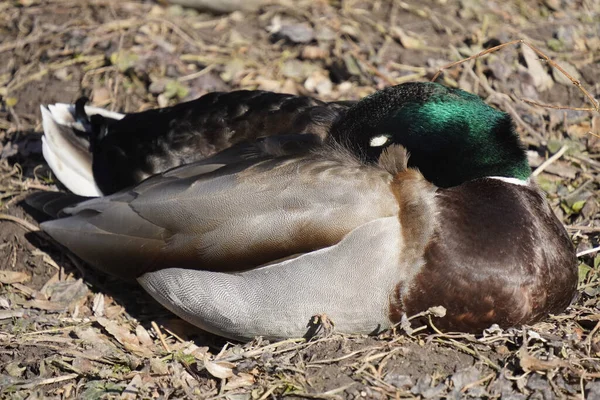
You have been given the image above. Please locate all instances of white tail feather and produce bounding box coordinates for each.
[41,104,124,197]
[41,104,125,196]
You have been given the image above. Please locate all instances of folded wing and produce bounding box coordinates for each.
[41,136,399,279]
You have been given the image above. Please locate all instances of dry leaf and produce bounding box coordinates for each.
[72,357,98,375]
[135,325,154,347]
[48,279,88,304]
[24,299,67,311]
[39,272,60,297]
[281,79,298,95]
[97,317,153,357]
[182,343,208,359]
[551,61,582,86]
[150,357,169,375]
[0,296,10,309]
[92,293,105,317]
[204,355,235,379]
[224,372,255,390]
[521,45,553,91]
[392,27,423,49]
[274,22,315,44]
[92,87,111,106]
[10,283,35,297]
[518,347,565,372]
[302,45,328,60]
[304,71,332,95]
[75,327,118,358]
[428,305,447,318]
[256,78,281,92]
[0,270,30,284]
[0,310,24,320]
[120,374,143,400]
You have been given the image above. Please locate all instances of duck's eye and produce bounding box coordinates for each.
[369,135,390,147]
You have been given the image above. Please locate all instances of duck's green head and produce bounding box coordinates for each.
[330,82,531,188]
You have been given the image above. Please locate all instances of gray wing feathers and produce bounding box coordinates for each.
[139,217,404,341]
[41,146,399,279]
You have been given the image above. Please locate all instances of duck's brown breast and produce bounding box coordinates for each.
[391,178,577,332]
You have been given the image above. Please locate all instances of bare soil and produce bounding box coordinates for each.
[0,0,599,398]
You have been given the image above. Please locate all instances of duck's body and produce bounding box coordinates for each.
[41,82,528,196]
[35,138,577,341]
[36,82,577,340]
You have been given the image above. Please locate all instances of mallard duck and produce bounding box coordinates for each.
[41,82,528,195]
[31,133,577,341]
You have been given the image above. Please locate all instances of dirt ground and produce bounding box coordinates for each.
[0,0,599,398]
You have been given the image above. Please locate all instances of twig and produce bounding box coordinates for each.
[19,373,79,389]
[532,145,569,177]
[566,226,600,233]
[0,213,39,232]
[178,64,216,83]
[460,372,495,393]
[583,320,600,357]
[521,99,597,112]
[257,384,284,400]
[151,321,170,352]
[428,317,500,371]
[577,247,600,258]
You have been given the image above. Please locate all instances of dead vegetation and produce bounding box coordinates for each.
[0,0,599,398]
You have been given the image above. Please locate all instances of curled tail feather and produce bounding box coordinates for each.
[40,101,124,197]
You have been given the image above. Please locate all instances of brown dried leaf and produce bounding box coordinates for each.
[281,79,298,95]
[97,317,153,357]
[135,325,154,347]
[224,372,255,390]
[5,362,25,378]
[10,283,35,297]
[274,22,315,44]
[204,355,234,379]
[92,293,105,317]
[521,45,553,91]
[0,270,30,284]
[72,357,98,375]
[48,279,89,304]
[256,77,281,92]
[120,374,143,400]
[551,61,582,86]
[392,27,423,49]
[0,310,24,319]
[527,152,578,179]
[24,299,67,311]
[302,45,328,60]
[150,357,169,375]
[91,87,111,106]
[518,347,565,372]
[304,71,332,95]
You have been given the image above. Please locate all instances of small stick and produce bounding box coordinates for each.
[577,246,600,258]
[151,321,171,352]
[460,373,495,393]
[432,39,522,82]
[566,226,600,233]
[532,145,569,177]
[0,213,39,232]
[19,373,79,389]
